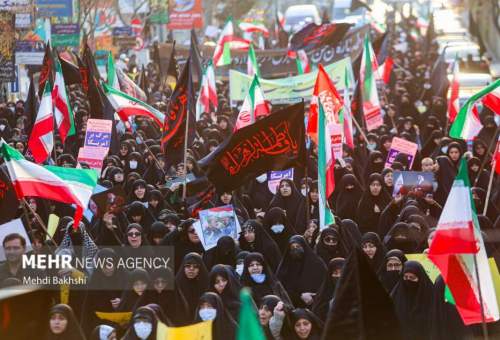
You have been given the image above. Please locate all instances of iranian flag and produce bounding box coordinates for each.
[213,19,250,67]
[102,83,165,127]
[239,21,270,37]
[449,80,500,140]
[341,67,354,149]
[107,52,120,90]
[234,75,270,131]
[0,141,98,228]
[360,34,383,131]
[247,44,260,77]
[377,56,394,85]
[447,57,460,123]
[196,60,218,120]
[429,158,499,325]
[28,81,54,164]
[482,82,500,115]
[295,50,310,75]
[52,59,75,144]
[318,101,335,230]
[308,64,343,144]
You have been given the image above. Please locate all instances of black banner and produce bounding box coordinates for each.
[202,102,306,191]
[0,11,15,82]
[289,22,353,52]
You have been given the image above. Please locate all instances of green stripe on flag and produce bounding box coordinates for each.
[0,140,25,161]
[318,101,335,228]
[44,165,98,188]
[450,79,500,139]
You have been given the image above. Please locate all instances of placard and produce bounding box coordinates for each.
[167,0,203,29]
[0,219,32,261]
[268,169,294,194]
[384,137,418,169]
[0,12,16,82]
[36,0,73,17]
[77,147,108,175]
[194,205,241,250]
[84,119,113,149]
[392,171,436,198]
[51,23,80,47]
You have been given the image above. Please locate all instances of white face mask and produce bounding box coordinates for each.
[99,325,114,340]
[441,146,448,154]
[236,263,244,276]
[367,143,377,151]
[256,173,267,183]
[133,321,152,339]
[301,188,307,196]
[0,124,5,131]
[271,224,285,234]
[129,160,138,169]
[199,308,217,321]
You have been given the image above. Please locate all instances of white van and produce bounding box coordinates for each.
[283,4,322,33]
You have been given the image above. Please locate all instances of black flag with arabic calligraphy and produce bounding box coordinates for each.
[289,22,352,52]
[161,55,196,166]
[201,102,306,191]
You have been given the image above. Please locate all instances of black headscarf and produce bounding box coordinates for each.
[175,253,209,324]
[363,151,386,182]
[361,232,387,272]
[384,222,419,254]
[268,179,307,233]
[240,252,292,307]
[391,261,434,340]
[430,275,474,340]
[122,306,158,340]
[203,235,238,270]
[44,304,86,340]
[262,207,297,253]
[335,174,363,221]
[238,219,282,271]
[312,258,346,321]
[208,264,242,320]
[314,227,347,266]
[195,292,238,340]
[259,295,282,340]
[285,308,324,340]
[356,173,391,234]
[377,249,407,293]
[118,269,151,312]
[276,235,327,308]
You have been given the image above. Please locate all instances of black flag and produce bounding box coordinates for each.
[165,40,178,90]
[161,55,196,166]
[289,23,352,52]
[190,29,203,87]
[0,165,19,224]
[80,45,105,119]
[321,247,402,340]
[430,52,450,99]
[201,102,306,191]
[59,54,82,85]
[38,42,55,98]
[138,65,150,100]
[24,75,39,137]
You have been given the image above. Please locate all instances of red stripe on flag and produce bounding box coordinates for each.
[428,221,478,254]
[28,116,53,164]
[382,57,393,84]
[12,179,81,209]
[52,85,71,143]
[116,107,163,127]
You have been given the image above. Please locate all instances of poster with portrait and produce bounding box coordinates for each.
[392,171,436,198]
[0,219,32,261]
[90,185,127,218]
[195,205,241,250]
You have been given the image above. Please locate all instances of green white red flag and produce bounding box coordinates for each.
[318,101,335,230]
[213,18,250,67]
[239,21,270,37]
[52,58,75,143]
[196,60,218,120]
[360,34,383,131]
[107,52,120,90]
[296,50,310,75]
[429,158,499,325]
[234,75,270,131]
[0,140,98,228]
[102,83,165,127]
[247,44,260,77]
[28,81,54,164]
[449,80,500,140]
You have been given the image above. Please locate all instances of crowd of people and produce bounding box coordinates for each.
[0,8,499,340]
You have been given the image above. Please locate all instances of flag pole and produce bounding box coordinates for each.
[473,125,500,187]
[473,253,489,340]
[182,108,190,201]
[21,198,58,246]
[343,102,369,143]
[134,131,166,179]
[483,159,496,216]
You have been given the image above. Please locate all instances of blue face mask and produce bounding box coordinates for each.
[251,273,266,283]
[199,308,217,321]
[235,264,244,276]
[271,224,285,234]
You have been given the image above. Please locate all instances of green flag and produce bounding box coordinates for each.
[237,288,265,340]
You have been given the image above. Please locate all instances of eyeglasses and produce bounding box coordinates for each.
[128,232,141,237]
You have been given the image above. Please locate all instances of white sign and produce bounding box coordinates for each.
[0,219,32,261]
